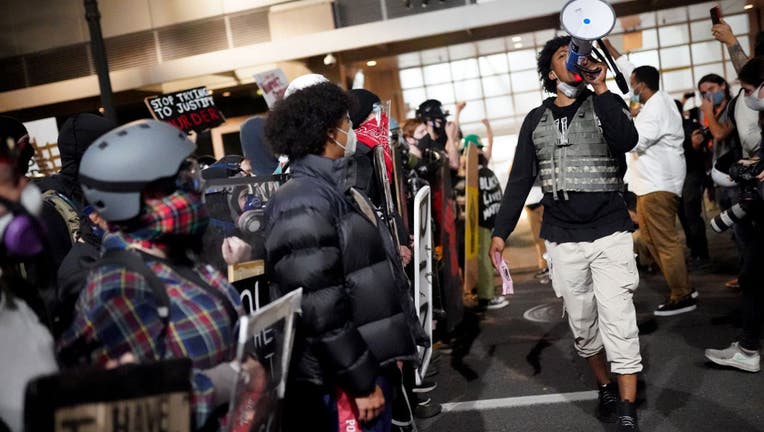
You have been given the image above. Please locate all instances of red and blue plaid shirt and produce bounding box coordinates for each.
[58,251,242,426]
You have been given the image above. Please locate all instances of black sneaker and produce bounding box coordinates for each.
[412,380,437,393]
[616,400,639,432]
[597,382,618,422]
[654,295,697,316]
[414,399,442,419]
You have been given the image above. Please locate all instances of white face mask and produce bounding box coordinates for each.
[334,125,357,157]
[557,81,584,99]
[20,183,42,217]
[744,84,764,111]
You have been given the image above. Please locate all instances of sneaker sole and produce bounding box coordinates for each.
[412,384,437,393]
[654,304,697,316]
[705,354,761,373]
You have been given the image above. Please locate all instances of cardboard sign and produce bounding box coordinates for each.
[253,69,289,109]
[53,393,190,432]
[145,87,225,133]
[228,289,303,432]
[25,358,192,432]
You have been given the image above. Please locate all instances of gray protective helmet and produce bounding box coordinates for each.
[79,119,195,222]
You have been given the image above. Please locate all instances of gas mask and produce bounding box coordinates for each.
[0,184,45,258]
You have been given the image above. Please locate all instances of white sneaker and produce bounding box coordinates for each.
[485,296,509,310]
[705,342,760,373]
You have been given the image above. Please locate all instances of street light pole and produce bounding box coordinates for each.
[84,0,117,123]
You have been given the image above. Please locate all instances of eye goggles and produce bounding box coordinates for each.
[176,157,205,194]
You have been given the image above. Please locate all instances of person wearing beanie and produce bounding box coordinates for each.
[283,73,329,99]
[239,116,279,176]
[37,113,116,206]
[34,113,115,335]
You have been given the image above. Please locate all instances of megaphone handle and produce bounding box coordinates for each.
[614,72,630,95]
[596,38,631,95]
[590,46,607,64]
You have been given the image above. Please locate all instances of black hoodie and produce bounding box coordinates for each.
[36,113,116,205]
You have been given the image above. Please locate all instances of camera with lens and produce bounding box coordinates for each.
[710,159,764,233]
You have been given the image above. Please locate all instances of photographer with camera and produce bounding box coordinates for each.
[705,57,764,373]
[697,74,746,289]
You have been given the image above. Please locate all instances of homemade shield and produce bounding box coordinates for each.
[413,186,434,385]
[226,289,302,432]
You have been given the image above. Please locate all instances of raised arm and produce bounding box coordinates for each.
[713,18,749,74]
[481,118,494,162]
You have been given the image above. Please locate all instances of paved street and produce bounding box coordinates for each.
[417,231,764,432]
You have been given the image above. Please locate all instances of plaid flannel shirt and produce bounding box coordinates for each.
[58,253,242,426]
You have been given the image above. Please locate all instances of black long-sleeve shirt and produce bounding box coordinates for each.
[492,90,638,243]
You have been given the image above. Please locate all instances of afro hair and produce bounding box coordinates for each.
[265,81,351,161]
[537,35,572,94]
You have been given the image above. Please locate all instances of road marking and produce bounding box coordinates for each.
[522,302,564,323]
[441,390,598,412]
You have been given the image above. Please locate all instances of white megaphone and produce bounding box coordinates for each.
[560,0,629,94]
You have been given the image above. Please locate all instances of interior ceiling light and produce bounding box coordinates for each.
[222,91,231,97]
[512,36,522,42]
[514,42,523,48]
[744,3,753,9]
[367,60,378,67]
[323,53,337,66]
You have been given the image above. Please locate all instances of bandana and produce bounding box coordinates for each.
[354,113,393,181]
[106,191,209,251]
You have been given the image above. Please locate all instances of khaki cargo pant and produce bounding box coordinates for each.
[545,231,643,375]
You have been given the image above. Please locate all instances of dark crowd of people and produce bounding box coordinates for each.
[0,14,762,432]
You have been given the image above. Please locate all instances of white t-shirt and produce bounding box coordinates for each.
[0,295,58,432]
[627,90,687,196]
[734,92,761,157]
[617,57,686,196]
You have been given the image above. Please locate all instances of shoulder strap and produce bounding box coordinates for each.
[97,249,171,359]
[728,90,742,128]
[42,190,81,244]
[98,249,170,326]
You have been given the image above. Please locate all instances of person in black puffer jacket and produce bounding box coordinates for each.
[264,82,424,432]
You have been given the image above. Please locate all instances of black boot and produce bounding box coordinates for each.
[616,400,639,432]
[596,382,618,422]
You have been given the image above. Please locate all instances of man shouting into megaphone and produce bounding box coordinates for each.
[490,35,642,432]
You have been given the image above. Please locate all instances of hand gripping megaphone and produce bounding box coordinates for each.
[560,0,630,94]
